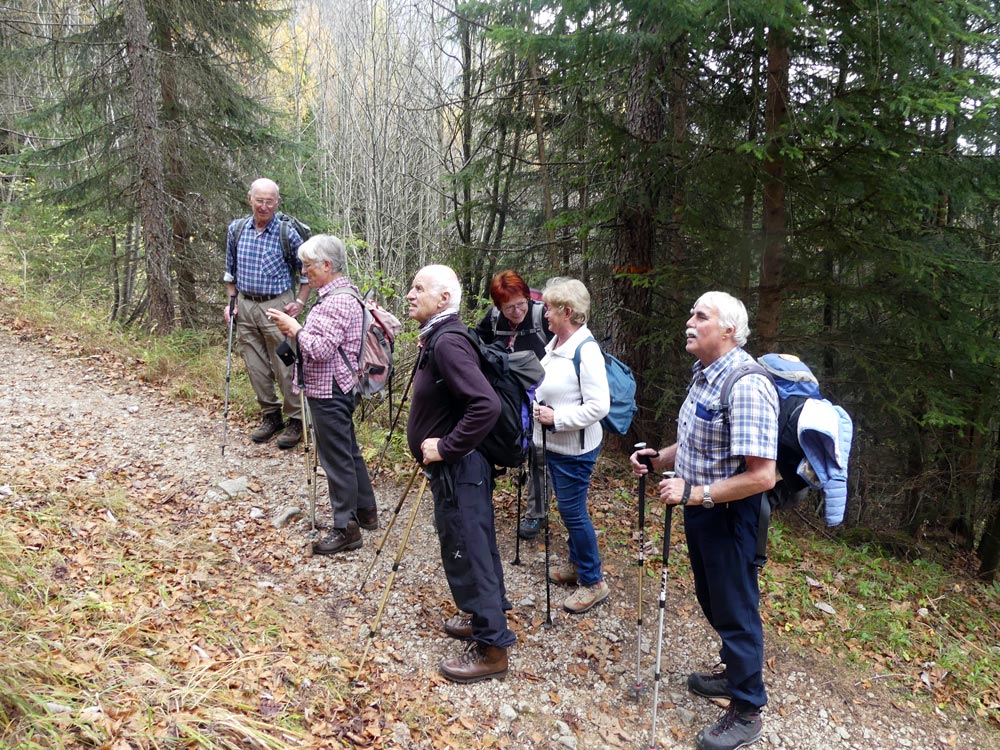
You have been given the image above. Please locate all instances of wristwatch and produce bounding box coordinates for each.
[701,484,715,509]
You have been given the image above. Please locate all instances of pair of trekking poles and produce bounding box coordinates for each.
[632,441,676,750]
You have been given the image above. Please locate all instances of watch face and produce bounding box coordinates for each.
[702,498,714,508]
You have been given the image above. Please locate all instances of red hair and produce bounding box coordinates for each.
[489,270,530,308]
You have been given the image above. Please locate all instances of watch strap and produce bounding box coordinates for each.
[681,481,691,506]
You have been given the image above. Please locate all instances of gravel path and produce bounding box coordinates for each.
[1,326,995,750]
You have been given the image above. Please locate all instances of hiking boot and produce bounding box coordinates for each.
[439,642,508,683]
[356,506,379,531]
[548,563,578,585]
[276,418,303,449]
[442,613,473,640]
[312,522,362,555]
[695,705,763,750]
[688,666,731,699]
[251,412,284,443]
[563,579,610,614]
[518,515,546,540]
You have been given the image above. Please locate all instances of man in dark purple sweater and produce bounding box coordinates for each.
[405,264,516,683]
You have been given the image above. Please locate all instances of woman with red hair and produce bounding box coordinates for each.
[475,270,553,539]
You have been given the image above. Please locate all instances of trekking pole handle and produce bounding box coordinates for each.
[634,442,654,526]
[228,294,236,317]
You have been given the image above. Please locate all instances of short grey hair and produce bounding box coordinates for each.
[248,177,280,199]
[298,234,347,274]
[543,277,590,325]
[419,264,462,311]
[694,291,750,346]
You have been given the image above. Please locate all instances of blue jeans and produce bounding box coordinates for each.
[546,446,602,586]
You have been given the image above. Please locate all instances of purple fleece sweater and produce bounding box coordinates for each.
[406,317,500,464]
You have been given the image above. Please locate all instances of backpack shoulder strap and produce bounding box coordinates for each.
[421,325,482,373]
[532,300,547,348]
[571,336,601,448]
[227,215,250,281]
[571,336,600,380]
[717,362,772,426]
[714,360,776,569]
[276,213,300,281]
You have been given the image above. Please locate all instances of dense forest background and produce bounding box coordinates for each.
[3,0,1000,579]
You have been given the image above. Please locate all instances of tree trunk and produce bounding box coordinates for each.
[977,429,1000,583]
[124,0,173,333]
[757,26,789,350]
[610,25,670,441]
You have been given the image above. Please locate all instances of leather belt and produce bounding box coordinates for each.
[240,292,281,302]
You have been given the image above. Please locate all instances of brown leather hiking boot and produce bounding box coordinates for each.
[251,412,284,443]
[312,522,362,555]
[439,642,508,683]
[276,418,303,449]
[442,613,473,640]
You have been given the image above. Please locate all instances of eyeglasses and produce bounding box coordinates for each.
[252,198,278,208]
[302,261,322,272]
[502,300,528,315]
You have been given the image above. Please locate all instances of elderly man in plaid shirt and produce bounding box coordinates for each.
[631,291,778,750]
[268,235,378,555]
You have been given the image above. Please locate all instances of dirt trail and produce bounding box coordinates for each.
[1,327,995,750]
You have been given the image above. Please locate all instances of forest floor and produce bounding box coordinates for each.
[2,320,999,750]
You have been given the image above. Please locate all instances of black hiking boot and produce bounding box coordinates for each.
[695,704,763,750]
[688,666,731,699]
[251,411,284,443]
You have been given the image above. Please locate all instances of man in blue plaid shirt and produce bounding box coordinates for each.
[223,178,310,448]
[631,291,778,750]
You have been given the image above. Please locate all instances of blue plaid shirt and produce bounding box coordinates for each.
[675,347,778,486]
[224,216,305,297]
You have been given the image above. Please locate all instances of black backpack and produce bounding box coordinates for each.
[423,327,545,469]
[228,211,312,284]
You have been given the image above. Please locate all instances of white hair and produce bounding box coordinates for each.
[419,264,462,311]
[694,291,750,346]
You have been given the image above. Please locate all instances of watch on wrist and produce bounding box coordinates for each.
[701,484,715,509]
[295,298,306,305]
[681,481,691,506]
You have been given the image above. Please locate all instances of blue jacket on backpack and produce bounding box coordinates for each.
[757,353,853,527]
[795,398,853,526]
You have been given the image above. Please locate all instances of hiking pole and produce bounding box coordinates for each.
[221,295,236,457]
[370,355,417,481]
[358,463,422,592]
[512,458,527,566]
[540,405,553,628]
[647,470,675,750]
[628,442,655,702]
[355,471,429,680]
[301,395,317,531]
[295,346,318,530]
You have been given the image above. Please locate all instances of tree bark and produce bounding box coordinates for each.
[124,0,173,333]
[757,27,789,350]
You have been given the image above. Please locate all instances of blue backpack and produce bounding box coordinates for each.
[572,336,638,437]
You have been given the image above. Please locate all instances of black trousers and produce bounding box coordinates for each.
[429,451,516,648]
[685,493,767,710]
[308,387,376,529]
